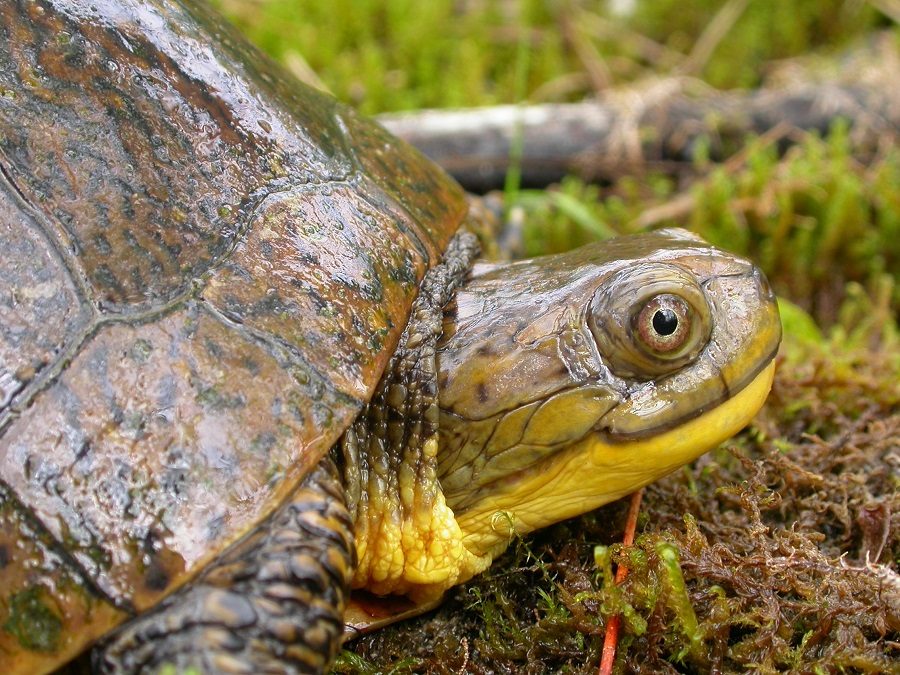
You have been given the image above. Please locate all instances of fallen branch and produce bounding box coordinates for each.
[379,79,899,192]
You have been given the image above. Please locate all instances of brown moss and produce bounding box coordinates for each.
[341,336,899,673]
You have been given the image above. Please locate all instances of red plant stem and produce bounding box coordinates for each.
[598,488,645,675]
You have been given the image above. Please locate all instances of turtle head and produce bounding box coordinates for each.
[435,228,781,561]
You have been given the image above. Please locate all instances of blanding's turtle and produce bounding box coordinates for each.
[0,0,781,672]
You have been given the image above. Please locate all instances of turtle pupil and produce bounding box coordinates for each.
[652,309,678,336]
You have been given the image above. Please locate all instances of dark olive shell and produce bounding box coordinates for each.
[0,0,466,668]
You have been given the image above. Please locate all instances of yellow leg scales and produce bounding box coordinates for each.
[338,231,487,602]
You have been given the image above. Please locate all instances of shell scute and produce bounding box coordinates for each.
[0,183,89,415]
[203,178,446,401]
[0,302,350,611]
[0,0,355,310]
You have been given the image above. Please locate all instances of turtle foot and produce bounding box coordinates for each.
[94,459,355,675]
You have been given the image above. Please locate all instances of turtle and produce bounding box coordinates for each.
[0,0,782,673]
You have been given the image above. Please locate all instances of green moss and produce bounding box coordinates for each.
[655,541,701,661]
[3,586,62,653]
[158,666,202,675]
[128,338,153,363]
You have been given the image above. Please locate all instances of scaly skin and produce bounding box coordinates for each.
[340,231,488,602]
[96,458,355,675]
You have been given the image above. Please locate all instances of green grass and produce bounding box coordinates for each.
[215,0,892,113]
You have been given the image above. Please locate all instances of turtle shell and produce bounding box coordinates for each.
[0,0,466,668]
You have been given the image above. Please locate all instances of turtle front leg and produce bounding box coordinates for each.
[95,458,355,675]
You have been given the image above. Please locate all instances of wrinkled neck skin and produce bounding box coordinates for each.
[434,229,780,567]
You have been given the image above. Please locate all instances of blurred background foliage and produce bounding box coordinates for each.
[214,0,893,113]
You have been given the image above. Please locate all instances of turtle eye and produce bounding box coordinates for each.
[635,294,692,354]
[588,262,712,378]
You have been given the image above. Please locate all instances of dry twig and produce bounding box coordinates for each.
[598,488,645,675]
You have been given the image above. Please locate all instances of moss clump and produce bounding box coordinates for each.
[340,314,898,672]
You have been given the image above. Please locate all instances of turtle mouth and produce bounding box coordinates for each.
[585,358,777,478]
[451,359,778,559]
[597,337,781,443]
